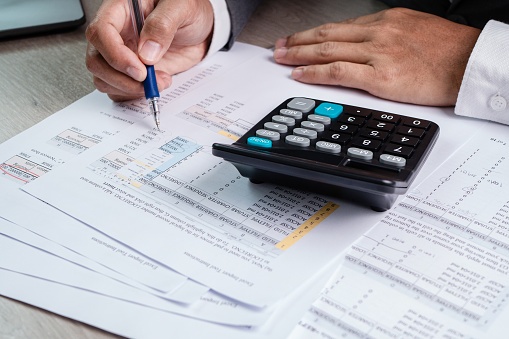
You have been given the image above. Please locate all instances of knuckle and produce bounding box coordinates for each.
[315,23,335,41]
[317,41,336,59]
[329,63,345,82]
[85,22,100,44]
[144,14,176,39]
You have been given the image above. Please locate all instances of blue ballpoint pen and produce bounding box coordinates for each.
[128,0,160,130]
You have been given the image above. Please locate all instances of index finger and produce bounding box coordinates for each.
[282,11,386,47]
[86,0,146,81]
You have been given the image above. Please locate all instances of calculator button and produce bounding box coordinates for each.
[379,154,406,167]
[390,135,419,147]
[338,114,366,126]
[365,120,395,132]
[351,137,382,151]
[360,129,389,141]
[307,114,331,125]
[256,129,280,141]
[272,115,296,126]
[384,143,414,158]
[293,128,318,139]
[280,109,303,119]
[321,132,351,144]
[347,147,373,161]
[372,112,401,124]
[343,107,371,118]
[247,137,272,148]
[330,122,357,134]
[314,102,344,118]
[264,122,288,133]
[301,121,324,132]
[286,135,310,147]
[287,98,315,113]
[402,117,431,130]
[316,141,341,154]
[396,126,426,138]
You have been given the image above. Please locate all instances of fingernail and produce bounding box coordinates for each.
[126,66,144,82]
[139,40,162,63]
[273,47,288,60]
[275,38,287,49]
[292,68,304,80]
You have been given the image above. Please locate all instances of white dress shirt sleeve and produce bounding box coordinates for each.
[455,20,509,125]
[205,0,231,58]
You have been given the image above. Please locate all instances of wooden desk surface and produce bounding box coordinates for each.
[0,0,387,337]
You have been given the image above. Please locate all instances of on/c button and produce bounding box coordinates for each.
[247,136,272,148]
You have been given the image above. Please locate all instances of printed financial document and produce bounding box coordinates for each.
[290,122,509,338]
[0,41,491,337]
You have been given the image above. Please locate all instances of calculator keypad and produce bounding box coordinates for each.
[251,97,434,169]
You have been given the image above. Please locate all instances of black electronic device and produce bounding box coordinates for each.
[0,0,85,40]
[212,97,439,211]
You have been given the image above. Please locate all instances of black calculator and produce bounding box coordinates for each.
[212,97,439,211]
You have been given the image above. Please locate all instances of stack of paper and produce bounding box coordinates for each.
[1,42,508,338]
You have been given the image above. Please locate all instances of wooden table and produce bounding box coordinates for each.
[0,0,387,337]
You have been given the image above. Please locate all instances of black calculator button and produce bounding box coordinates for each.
[372,112,401,124]
[272,115,296,126]
[256,129,280,141]
[286,135,310,147]
[390,135,420,147]
[343,106,371,118]
[308,114,331,125]
[351,137,382,151]
[359,129,389,141]
[330,122,358,134]
[301,121,325,132]
[365,120,395,132]
[379,154,406,167]
[338,114,366,126]
[293,128,318,139]
[384,143,414,158]
[396,126,426,138]
[287,97,315,113]
[316,141,341,154]
[321,132,351,144]
[347,147,373,160]
[280,108,303,119]
[402,117,431,130]
[314,102,344,119]
[264,122,288,133]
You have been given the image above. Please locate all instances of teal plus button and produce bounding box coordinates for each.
[315,102,343,119]
[247,136,272,148]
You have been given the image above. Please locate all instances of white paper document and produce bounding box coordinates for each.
[290,123,509,338]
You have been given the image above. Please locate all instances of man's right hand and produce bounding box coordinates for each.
[85,0,214,102]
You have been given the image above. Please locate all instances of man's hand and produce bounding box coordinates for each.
[273,8,481,106]
[85,0,214,102]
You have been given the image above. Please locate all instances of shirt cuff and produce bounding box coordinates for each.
[205,0,231,58]
[455,20,509,125]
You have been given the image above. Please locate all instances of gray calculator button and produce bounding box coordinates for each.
[293,128,317,139]
[286,135,310,147]
[287,98,315,113]
[272,115,295,126]
[316,141,341,154]
[347,147,373,160]
[256,129,280,141]
[301,120,324,132]
[280,109,302,119]
[307,114,331,125]
[380,154,406,167]
[264,122,288,133]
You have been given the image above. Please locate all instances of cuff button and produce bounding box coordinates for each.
[489,94,507,111]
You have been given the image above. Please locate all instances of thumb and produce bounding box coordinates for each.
[137,0,182,65]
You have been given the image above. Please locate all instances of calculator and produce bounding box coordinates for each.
[212,97,439,211]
